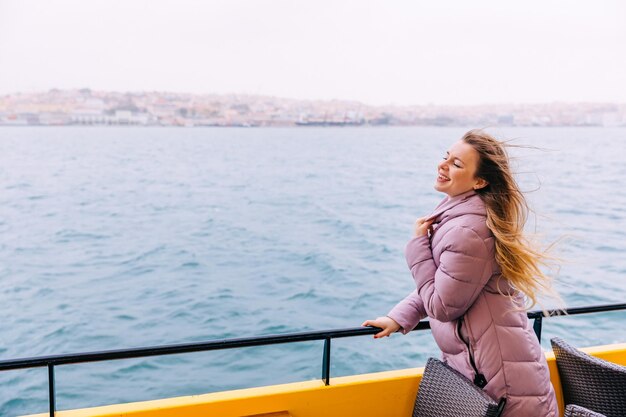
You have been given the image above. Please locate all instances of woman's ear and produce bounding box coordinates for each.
[474,178,488,190]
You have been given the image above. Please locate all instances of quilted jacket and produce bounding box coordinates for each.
[387,189,557,417]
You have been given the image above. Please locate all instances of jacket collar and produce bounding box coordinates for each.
[425,189,485,224]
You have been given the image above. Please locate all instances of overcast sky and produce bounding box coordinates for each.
[0,0,624,106]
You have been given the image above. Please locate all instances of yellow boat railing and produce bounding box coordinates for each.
[1,302,625,417]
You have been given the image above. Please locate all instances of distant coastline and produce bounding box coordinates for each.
[1,89,625,128]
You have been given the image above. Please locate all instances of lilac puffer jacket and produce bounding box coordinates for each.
[387,189,557,417]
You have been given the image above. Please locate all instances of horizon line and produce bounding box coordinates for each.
[2,88,625,108]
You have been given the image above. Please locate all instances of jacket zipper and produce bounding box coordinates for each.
[457,317,488,388]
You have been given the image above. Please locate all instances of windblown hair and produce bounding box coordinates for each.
[461,129,561,310]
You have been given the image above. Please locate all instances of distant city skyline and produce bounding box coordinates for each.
[2,88,624,127]
[1,1,625,106]
[2,87,625,107]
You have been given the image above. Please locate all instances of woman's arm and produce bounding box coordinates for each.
[386,289,426,335]
[406,226,493,322]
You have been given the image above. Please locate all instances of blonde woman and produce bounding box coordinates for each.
[362,129,558,417]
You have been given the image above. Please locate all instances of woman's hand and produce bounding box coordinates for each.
[361,316,401,338]
[414,216,435,237]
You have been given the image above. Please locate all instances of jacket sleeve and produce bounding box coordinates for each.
[386,289,427,335]
[405,226,493,322]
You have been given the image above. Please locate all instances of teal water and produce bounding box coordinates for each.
[0,126,625,416]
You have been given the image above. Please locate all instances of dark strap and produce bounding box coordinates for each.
[495,397,507,417]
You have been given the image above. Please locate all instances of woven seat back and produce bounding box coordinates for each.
[551,337,626,417]
[564,404,607,417]
[412,358,501,417]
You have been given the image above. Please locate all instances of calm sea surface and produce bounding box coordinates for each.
[0,126,625,415]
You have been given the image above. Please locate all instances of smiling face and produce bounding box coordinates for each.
[434,140,488,197]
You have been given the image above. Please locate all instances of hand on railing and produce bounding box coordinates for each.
[361,316,401,338]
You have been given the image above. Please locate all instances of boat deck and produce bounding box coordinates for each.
[22,343,626,417]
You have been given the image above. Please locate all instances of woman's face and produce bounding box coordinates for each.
[434,140,486,197]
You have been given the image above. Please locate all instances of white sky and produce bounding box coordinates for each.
[0,0,625,106]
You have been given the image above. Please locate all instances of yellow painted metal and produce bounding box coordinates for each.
[22,343,626,417]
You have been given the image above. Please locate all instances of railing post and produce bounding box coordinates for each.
[321,337,331,385]
[48,363,56,417]
[533,316,542,342]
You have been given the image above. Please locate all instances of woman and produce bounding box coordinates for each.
[362,129,558,417]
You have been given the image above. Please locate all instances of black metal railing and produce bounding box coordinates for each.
[1,302,625,417]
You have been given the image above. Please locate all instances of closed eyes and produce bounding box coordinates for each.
[442,155,463,168]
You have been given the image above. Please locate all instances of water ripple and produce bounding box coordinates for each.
[0,126,625,414]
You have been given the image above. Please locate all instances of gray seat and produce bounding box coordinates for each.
[564,404,607,417]
[551,337,626,417]
[412,358,505,417]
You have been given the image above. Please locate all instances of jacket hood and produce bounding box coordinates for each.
[425,189,487,229]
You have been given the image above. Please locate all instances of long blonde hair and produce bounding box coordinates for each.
[462,129,561,310]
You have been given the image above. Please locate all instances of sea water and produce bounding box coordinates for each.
[0,126,625,415]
